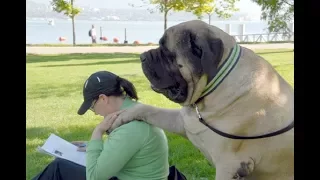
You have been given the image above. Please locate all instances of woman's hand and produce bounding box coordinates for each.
[71,141,87,152]
[95,111,124,133]
[91,111,124,140]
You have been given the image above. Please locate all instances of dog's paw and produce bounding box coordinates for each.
[232,159,255,180]
[108,109,139,131]
[108,104,150,132]
[108,114,129,131]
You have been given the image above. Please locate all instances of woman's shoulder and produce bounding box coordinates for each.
[109,121,165,144]
[111,120,150,133]
[113,120,164,136]
[121,120,151,130]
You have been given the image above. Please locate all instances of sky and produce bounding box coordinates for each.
[30,0,262,15]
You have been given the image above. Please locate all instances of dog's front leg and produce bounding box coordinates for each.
[109,103,186,136]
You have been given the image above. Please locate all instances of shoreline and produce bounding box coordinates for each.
[26,43,294,54]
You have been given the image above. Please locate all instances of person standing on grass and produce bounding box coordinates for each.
[31,70,187,180]
[89,24,97,44]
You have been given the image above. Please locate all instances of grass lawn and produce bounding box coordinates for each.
[26,48,294,180]
[26,41,293,47]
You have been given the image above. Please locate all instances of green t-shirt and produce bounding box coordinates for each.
[86,97,169,180]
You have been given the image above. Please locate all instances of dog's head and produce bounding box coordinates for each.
[140,20,237,105]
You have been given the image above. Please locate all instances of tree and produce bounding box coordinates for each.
[187,0,239,25]
[251,0,294,33]
[195,4,214,24]
[51,0,81,45]
[130,0,187,31]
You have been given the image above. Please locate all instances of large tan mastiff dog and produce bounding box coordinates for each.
[108,20,294,180]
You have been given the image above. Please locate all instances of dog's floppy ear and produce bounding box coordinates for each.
[189,31,224,82]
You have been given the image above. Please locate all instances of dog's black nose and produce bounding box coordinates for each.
[140,53,147,62]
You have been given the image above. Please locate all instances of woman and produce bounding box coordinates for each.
[32,70,173,180]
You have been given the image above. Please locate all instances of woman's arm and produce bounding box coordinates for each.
[86,122,146,180]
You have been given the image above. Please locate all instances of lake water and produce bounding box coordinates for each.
[26,19,270,44]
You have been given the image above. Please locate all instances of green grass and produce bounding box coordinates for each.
[26,41,294,47]
[26,48,294,180]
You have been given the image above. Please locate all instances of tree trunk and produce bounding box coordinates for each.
[71,0,76,46]
[71,16,76,46]
[164,10,168,32]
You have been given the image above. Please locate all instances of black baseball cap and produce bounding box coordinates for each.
[77,71,119,115]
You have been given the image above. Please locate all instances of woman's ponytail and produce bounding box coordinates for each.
[118,77,139,100]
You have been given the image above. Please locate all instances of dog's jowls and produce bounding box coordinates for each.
[109,20,294,180]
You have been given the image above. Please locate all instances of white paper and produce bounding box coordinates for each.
[37,133,86,167]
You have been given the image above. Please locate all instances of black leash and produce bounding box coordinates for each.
[193,104,294,140]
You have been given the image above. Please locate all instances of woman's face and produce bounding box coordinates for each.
[90,94,116,117]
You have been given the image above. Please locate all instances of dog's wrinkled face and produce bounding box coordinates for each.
[140,47,188,103]
[140,20,225,105]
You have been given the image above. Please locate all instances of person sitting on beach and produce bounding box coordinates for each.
[32,70,173,180]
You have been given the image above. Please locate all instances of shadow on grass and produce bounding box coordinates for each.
[26,53,140,63]
[273,64,294,69]
[27,82,82,99]
[26,125,94,143]
[27,75,146,100]
[26,125,95,180]
[26,127,55,141]
[39,59,140,67]
[26,50,293,65]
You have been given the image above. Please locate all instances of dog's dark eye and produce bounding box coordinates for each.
[163,50,176,62]
[159,35,166,47]
[168,52,176,59]
[189,32,202,58]
[191,43,202,58]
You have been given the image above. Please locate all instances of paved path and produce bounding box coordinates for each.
[26,43,293,54]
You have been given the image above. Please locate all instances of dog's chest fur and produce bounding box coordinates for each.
[180,107,239,165]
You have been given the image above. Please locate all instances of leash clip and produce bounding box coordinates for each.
[193,103,202,119]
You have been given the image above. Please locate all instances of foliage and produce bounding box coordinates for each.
[252,0,294,33]
[187,0,240,20]
[51,0,81,18]
[130,0,191,31]
[130,0,186,14]
[51,0,81,45]
[151,0,186,13]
